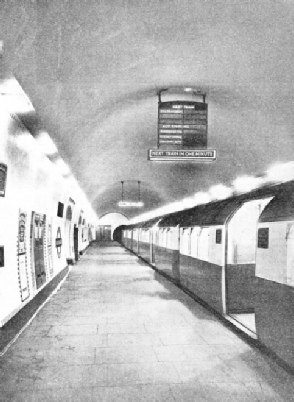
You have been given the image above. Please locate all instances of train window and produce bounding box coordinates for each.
[0,246,4,267]
[0,163,7,197]
[216,229,222,244]
[190,227,201,258]
[57,202,64,217]
[198,228,210,261]
[167,228,177,249]
[180,228,191,255]
[258,228,269,249]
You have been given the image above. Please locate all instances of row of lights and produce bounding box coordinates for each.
[131,161,294,223]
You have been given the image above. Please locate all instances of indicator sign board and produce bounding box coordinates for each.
[158,101,208,148]
[148,149,216,162]
[118,201,144,207]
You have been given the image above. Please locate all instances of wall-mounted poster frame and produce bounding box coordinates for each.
[18,210,30,301]
[0,163,7,197]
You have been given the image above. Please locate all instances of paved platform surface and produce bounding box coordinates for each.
[1,242,294,401]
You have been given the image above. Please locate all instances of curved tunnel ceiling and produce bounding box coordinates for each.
[1,1,294,219]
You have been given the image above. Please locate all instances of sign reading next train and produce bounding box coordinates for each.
[148,149,216,162]
[158,101,208,148]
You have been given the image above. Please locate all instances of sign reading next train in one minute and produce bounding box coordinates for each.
[158,101,208,148]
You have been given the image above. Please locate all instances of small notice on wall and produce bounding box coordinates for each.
[0,163,7,196]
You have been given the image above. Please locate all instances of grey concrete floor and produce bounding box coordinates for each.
[1,242,294,401]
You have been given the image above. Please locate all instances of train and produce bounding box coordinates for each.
[0,100,98,328]
[114,180,294,371]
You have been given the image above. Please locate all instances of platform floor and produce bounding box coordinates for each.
[1,242,294,401]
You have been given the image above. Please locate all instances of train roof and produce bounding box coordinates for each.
[159,180,294,227]
[123,180,294,229]
[259,183,294,222]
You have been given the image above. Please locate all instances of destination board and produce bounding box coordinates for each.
[158,101,208,148]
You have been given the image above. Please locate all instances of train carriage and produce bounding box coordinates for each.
[116,180,294,370]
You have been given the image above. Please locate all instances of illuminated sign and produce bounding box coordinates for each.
[158,101,208,148]
[148,149,216,162]
[118,201,144,207]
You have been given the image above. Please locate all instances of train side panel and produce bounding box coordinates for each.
[256,218,294,367]
[179,226,225,313]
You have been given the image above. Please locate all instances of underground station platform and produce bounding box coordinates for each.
[1,242,294,402]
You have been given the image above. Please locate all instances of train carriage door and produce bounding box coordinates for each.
[225,198,273,333]
[31,212,47,290]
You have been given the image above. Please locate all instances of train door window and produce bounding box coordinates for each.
[180,228,191,256]
[198,227,210,262]
[158,229,162,246]
[190,227,201,258]
[216,229,222,244]
[286,224,294,285]
[158,228,164,247]
[162,229,167,247]
[166,229,170,248]
[167,228,176,249]
[155,230,159,246]
[227,198,272,264]
[158,229,163,247]
[165,228,169,248]
[142,229,149,243]
[167,229,175,249]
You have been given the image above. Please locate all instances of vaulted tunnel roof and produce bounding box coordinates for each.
[1,1,294,219]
